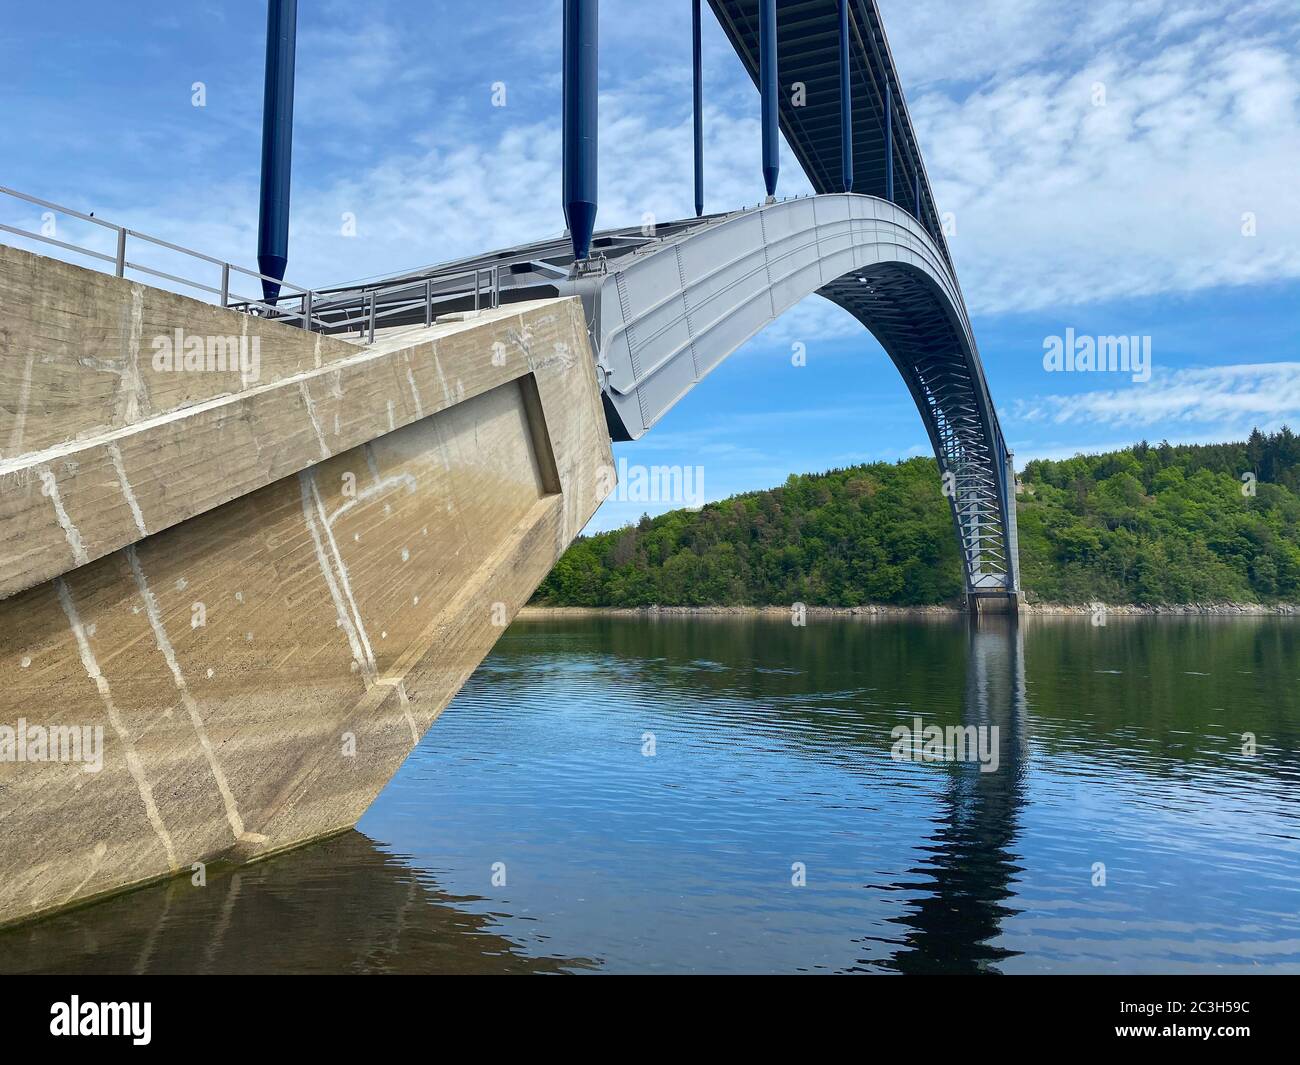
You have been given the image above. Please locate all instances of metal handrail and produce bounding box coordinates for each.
[0,184,506,340]
[0,184,330,331]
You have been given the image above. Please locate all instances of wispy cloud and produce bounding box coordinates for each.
[1014,362,1300,428]
[11,0,1297,318]
[884,1,1300,313]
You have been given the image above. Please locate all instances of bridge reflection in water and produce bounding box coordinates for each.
[864,620,1028,974]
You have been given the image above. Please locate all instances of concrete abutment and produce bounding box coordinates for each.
[0,247,612,928]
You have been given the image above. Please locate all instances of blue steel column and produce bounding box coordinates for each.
[692,0,704,217]
[563,0,599,262]
[884,83,894,203]
[257,0,297,304]
[838,0,853,193]
[759,0,779,199]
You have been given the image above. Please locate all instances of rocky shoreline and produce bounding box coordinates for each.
[520,602,1300,619]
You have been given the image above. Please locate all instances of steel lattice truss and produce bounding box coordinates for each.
[822,270,1014,591]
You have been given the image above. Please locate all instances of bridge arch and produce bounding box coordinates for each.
[564,193,1019,599]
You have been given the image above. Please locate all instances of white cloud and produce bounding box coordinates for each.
[887,1,1300,313]
[283,0,1300,316]
[79,83,812,296]
[1014,362,1300,428]
[12,0,1299,326]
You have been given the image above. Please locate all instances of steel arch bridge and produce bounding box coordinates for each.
[0,0,1032,935]
[294,0,1021,602]
[211,0,1019,603]
[303,191,1019,599]
[575,194,1021,599]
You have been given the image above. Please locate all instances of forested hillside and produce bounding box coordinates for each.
[533,429,1300,606]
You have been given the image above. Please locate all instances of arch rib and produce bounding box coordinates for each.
[565,193,1020,601]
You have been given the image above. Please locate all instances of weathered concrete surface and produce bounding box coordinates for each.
[0,250,612,928]
[0,244,603,601]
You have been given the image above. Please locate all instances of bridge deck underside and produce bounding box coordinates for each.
[708,0,948,263]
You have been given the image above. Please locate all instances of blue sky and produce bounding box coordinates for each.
[3,0,1297,531]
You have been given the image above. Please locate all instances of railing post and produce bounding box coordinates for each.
[220,262,230,306]
[884,83,894,203]
[367,290,376,344]
[474,270,481,311]
[114,227,127,277]
[692,0,704,218]
[425,279,433,327]
[257,0,298,304]
[303,290,313,331]
[759,0,779,200]
[562,0,599,262]
[838,0,853,194]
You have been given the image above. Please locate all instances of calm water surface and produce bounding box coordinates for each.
[4,616,1299,974]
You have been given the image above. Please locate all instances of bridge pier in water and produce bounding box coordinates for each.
[0,245,613,928]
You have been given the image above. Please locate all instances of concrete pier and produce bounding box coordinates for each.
[0,246,612,927]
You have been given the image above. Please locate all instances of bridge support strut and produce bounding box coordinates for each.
[884,83,894,203]
[759,0,779,199]
[563,0,599,262]
[838,0,853,193]
[693,0,704,217]
[257,0,298,304]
